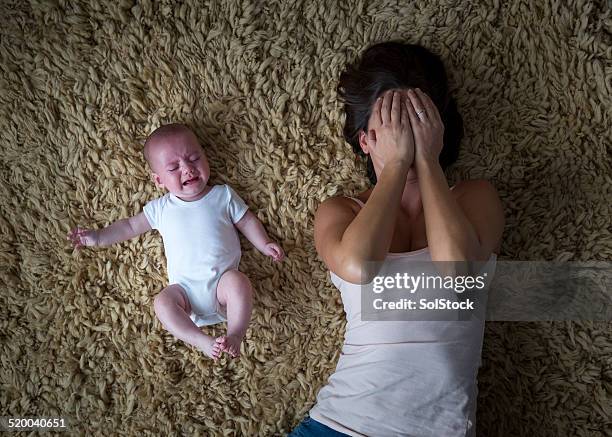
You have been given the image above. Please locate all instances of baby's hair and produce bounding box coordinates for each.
[338,41,463,184]
[143,123,196,168]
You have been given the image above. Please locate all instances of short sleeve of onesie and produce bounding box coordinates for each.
[226,185,248,223]
[143,196,165,230]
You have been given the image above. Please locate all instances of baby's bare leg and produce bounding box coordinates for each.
[214,270,253,358]
[153,284,220,360]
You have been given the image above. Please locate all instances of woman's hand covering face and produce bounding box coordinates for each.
[404,88,445,166]
[366,88,445,169]
[365,89,415,169]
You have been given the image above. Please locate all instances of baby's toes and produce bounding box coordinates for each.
[215,336,227,348]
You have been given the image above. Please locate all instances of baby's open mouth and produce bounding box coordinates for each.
[183,177,199,186]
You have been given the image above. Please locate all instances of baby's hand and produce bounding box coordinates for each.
[67,227,99,249]
[263,242,285,262]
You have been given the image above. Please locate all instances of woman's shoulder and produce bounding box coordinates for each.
[450,178,498,198]
[450,179,504,216]
[451,178,505,254]
[315,189,373,222]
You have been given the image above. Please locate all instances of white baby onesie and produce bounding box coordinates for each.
[143,184,248,326]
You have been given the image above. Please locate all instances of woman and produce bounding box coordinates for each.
[291,42,504,436]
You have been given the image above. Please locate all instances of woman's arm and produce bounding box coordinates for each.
[451,179,505,256]
[315,91,414,284]
[407,88,504,261]
[315,162,410,283]
[417,158,481,261]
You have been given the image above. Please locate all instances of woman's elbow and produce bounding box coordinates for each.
[334,255,381,285]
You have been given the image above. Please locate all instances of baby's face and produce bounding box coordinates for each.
[149,130,210,201]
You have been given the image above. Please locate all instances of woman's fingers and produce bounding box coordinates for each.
[404,90,421,130]
[401,91,410,127]
[371,96,383,128]
[415,88,441,125]
[366,128,377,152]
[391,90,401,125]
[407,88,427,122]
[380,90,392,125]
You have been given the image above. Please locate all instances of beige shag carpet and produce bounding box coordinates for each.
[1,0,611,435]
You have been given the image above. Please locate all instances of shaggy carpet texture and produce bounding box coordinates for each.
[1,0,611,435]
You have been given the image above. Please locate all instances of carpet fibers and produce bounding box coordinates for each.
[1,0,611,435]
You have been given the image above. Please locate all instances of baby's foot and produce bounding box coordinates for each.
[197,336,222,361]
[215,335,242,358]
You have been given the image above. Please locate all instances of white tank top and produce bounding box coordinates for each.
[309,198,497,437]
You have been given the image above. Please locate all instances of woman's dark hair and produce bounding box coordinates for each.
[338,41,463,184]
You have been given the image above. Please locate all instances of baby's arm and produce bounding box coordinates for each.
[234,211,284,262]
[68,212,152,249]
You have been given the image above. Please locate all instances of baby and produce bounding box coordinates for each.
[68,123,284,360]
